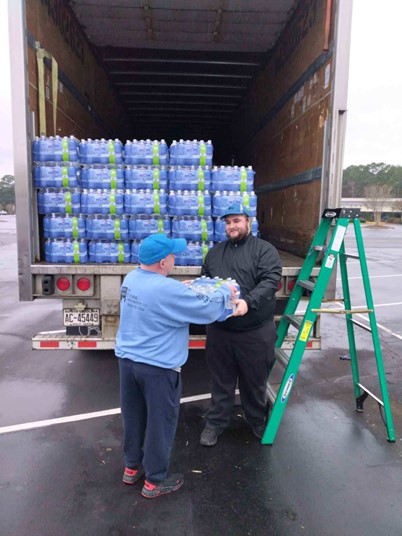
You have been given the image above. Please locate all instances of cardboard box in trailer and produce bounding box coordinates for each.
[8,0,352,350]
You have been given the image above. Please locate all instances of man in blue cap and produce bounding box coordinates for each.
[115,234,237,498]
[200,202,282,446]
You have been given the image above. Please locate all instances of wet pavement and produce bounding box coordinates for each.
[1,216,402,535]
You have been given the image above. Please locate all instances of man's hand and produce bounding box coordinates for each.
[232,298,248,317]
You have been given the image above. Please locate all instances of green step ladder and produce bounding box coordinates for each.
[262,207,395,445]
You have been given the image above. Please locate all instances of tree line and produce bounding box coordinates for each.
[0,175,15,213]
[342,163,402,197]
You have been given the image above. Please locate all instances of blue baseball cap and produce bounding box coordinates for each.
[221,202,251,218]
[139,234,187,265]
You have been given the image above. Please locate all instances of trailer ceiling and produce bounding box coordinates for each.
[71,0,297,142]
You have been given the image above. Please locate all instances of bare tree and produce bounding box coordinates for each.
[364,183,393,224]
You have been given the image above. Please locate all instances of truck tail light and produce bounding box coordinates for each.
[76,277,91,291]
[56,277,71,292]
[287,279,296,292]
[277,280,283,291]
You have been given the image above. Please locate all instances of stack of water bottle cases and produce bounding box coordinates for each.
[33,136,258,265]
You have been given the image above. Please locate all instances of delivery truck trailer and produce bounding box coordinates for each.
[8,0,352,350]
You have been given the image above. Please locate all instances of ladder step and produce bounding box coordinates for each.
[284,314,303,330]
[297,279,316,292]
[266,382,277,406]
[275,347,290,368]
[350,319,372,333]
[343,252,360,260]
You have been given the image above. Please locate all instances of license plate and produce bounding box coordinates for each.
[64,309,100,326]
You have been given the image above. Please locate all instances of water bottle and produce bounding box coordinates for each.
[43,213,86,239]
[129,214,171,239]
[45,238,87,263]
[38,188,81,214]
[80,165,125,189]
[85,214,129,240]
[124,166,168,190]
[131,239,142,263]
[33,163,80,188]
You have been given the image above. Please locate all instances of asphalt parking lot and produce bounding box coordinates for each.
[1,216,402,535]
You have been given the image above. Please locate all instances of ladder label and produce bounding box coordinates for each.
[281,374,294,403]
[325,253,336,269]
[299,320,313,342]
[331,226,347,252]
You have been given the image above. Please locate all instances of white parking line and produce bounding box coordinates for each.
[337,274,402,280]
[0,391,238,436]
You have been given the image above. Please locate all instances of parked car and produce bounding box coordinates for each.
[0,210,8,215]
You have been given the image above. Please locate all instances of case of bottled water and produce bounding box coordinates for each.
[78,139,123,164]
[211,166,255,192]
[131,240,142,264]
[188,276,241,321]
[174,241,213,266]
[124,189,167,215]
[168,190,211,217]
[88,240,131,263]
[125,166,168,190]
[124,140,168,165]
[45,238,87,263]
[212,191,257,217]
[38,188,81,214]
[129,215,171,239]
[80,165,125,189]
[169,140,213,166]
[43,214,86,239]
[168,166,212,191]
[33,135,79,162]
[171,216,213,241]
[86,215,129,240]
[81,189,124,215]
[33,163,80,188]
[214,216,259,242]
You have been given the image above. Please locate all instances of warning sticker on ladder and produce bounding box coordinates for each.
[331,226,347,252]
[299,320,313,342]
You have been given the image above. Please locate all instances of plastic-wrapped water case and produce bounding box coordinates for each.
[78,139,123,164]
[131,240,142,264]
[212,191,257,218]
[211,166,255,192]
[86,215,129,240]
[188,276,241,321]
[88,240,131,263]
[33,163,80,188]
[129,215,171,239]
[38,188,81,214]
[33,135,79,162]
[125,166,168,190]
[174,241,213,266]
[45,238,87,263]
[124,189,167,215]
[168,166,211,191]
[124,139,168,165]
[43,214,86,239]
[169,140,213,166]
[214,216,259,242]
[81,189,124,215]
[168,190,211,217]
[171,216,213,241]
[80,165,125,189]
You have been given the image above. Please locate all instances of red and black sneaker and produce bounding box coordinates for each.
[122,466,145,485]
[141,473,184,499]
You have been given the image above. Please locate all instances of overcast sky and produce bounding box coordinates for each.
[0,1,401,177]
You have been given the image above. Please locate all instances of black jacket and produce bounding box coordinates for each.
[202,233,282,331]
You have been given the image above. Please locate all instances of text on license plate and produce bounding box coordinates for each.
[64,309,100,326]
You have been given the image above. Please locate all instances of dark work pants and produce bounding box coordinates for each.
[205,321,276,431]
[118,358,181,484]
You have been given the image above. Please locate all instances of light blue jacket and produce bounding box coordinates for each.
[115,268,231,369]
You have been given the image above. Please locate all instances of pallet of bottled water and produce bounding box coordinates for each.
[188,276,241,321]
[124,139,168,165]
[169,140,213,166]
